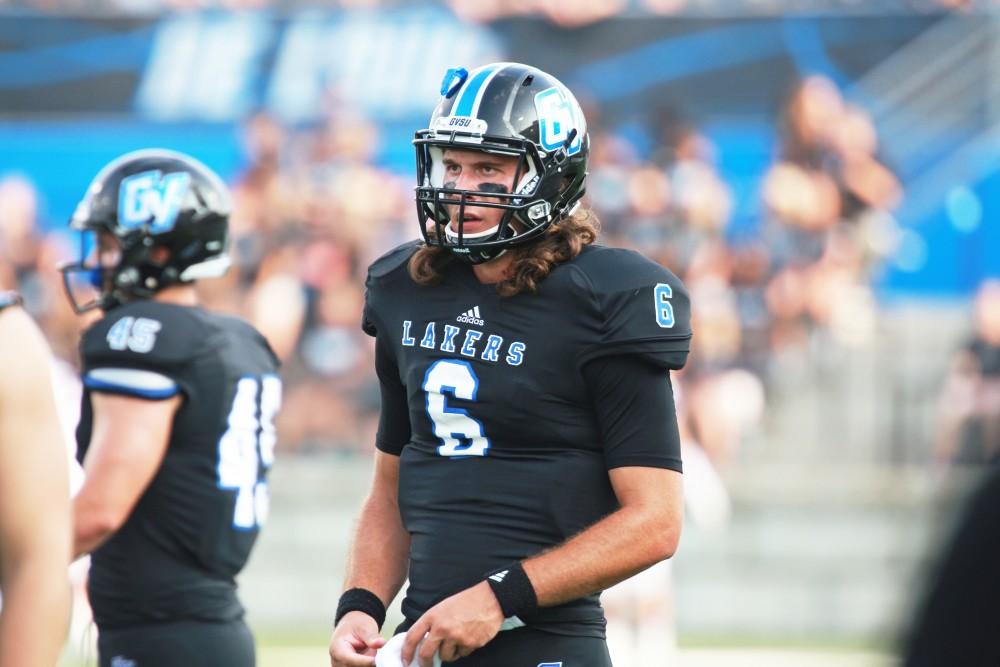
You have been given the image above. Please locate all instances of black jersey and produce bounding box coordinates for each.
[76,301,281,629]
[363,242,691,637]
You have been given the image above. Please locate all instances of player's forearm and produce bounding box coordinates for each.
[0,558,71,667]
[74,525,113,559]
[342,492,410,606]
[72,494,124,558]
[523,503,680,608]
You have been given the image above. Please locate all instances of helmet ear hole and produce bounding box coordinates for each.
[150,246,171,264]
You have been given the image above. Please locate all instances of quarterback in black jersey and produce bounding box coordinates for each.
[329,63,691,667]
[63,150,281,667]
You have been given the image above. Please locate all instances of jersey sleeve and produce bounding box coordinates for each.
[374,337,411,455]
[80,306,203,401]
[361,239,422,339]
[362,241,421,451]
[362,275,378,338]
[584,354,683,471]
[575,249,692,370]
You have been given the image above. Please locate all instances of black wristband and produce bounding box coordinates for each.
[485,562,538,619]
[335,588,386,630]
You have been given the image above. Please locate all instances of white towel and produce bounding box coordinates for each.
[374,617,525,667]
[374,632,442,667]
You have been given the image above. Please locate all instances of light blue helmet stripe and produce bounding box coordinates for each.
[453,64,499,117]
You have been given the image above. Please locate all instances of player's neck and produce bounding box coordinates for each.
[471,252,514,284]
[152,284,199,307]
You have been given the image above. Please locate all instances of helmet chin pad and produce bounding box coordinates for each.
[444,223,501,243]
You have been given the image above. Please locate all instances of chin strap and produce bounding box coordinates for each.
[452,246,507,265]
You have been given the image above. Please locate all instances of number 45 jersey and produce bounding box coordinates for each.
[363,242,692,637]
[76,300,281,630]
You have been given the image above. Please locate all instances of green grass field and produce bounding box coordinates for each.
[61,633,895,667]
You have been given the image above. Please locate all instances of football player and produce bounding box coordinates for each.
[0,292,72,667]
[329,63,691,667]
[63,150,281,667]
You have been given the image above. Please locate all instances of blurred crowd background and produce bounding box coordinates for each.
[3,1,1000,662]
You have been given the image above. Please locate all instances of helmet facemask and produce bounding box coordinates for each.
[61,228,115,313]
[60,224,194,314]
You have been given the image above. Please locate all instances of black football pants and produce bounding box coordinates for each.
[443,626,614,667]
[97,618,254,667]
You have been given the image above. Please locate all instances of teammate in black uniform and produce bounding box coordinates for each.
[329,63,691,667]
[63,150,281,667]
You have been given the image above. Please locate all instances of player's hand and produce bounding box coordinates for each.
[402,581,504,666]
[329,611,386,667]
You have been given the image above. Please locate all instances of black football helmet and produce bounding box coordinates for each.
[414,62,589,264]
[60,149,232,313]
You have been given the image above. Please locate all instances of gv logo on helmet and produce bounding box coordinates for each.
[118,170,192,234]
[534,86,583,156]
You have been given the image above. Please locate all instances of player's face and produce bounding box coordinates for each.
[96,231,122,269]
[441,149,520,235]
[86,230,122,291]
[63,229,123,313]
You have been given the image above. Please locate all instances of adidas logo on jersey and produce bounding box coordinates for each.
[456,306,485,326]
[489,570,508,583]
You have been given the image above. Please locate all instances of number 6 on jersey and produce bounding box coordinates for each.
[423,359,491,457]
[654,282,675,328]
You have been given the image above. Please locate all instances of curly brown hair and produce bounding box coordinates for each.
[409,209,600,297]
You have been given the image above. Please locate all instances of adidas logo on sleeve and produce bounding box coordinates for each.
[456,305,485,326]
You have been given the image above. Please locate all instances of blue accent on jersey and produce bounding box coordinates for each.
[460,330,483,357]
[83,375,179,399]
[481,334,503,362]
[216,374,280,532]
[423,359,490,458]
[442,324,460,352]
[654,282,675,328]
[506,341,526,366]
[402,319,416,346]
[420,322,436,349]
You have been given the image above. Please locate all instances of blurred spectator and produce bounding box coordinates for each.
[756,74,899,379]
[6,0,982,14]
[0,175,43,290]
[0,65,902,466]
[208,107,413,455]
[935,279,1000,466]
[764,75,901,268]
[446,0,626,25]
